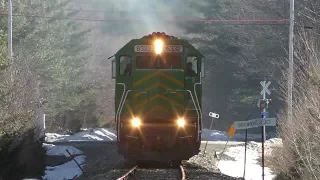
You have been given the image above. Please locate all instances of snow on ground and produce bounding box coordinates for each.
[42,144,86,180]
[44,143,84,156]
[45,127,269,143]
[43,155,86,180]
[43,127,283,179]
[217,138,282,180]
[45,128,117,142]
[201,128,276,142]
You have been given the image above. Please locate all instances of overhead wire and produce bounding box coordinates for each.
[0,0,289,25]
[0,11,289,25]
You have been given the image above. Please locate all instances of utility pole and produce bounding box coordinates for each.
[8,0,13,81]
[288,0,294,123]
[8,0,12,58]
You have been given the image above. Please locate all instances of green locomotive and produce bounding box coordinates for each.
[111,32,205,164]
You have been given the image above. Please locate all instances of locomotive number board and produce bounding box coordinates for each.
[134,45,183,53]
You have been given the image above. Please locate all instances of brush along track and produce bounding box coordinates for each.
[117,165,186,180]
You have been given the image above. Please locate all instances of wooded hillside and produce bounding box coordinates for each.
[2,0,320,179]
[0,0,290,134]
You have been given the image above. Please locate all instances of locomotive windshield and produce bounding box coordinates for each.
[136,54,181,69]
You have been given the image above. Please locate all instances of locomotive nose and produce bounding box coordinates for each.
[132,69,185,118]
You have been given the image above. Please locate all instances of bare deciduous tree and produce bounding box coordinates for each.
[271,1,320,179]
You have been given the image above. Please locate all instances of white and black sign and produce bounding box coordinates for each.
[209,112,220,119]
[260,81,271,95]
[134,45,183,52]
[134,45,153,52]
[234,118,276,130]
[164,45,183,52]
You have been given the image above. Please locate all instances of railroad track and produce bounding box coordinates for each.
[117,165,186,180]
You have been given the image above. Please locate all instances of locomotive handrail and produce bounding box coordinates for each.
[116,83,126,139]
[164,91,177,94]
[194,76,203,132]
[117,89,150,141]
[165,89,200,142]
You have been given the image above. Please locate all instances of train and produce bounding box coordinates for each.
[111,32,205,165]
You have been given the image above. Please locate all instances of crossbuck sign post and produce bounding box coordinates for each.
[260,81,271,142]
[260,80,272,180]
[233,80,274,180]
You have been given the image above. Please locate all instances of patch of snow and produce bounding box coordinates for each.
[265,138,283,146]
[201,129,229,141]
[201,140,244,145]
[24,144,87,180]
[187,151,220,172]
[201,128,277,142]
[46,127,275,143]
[43,143,84,157]
[261,138,283,156]
[43,155,86,180]
[45,128,117,142]
[217,138,283,180]
[45,133,69,142]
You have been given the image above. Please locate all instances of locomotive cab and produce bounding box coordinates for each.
[112,32,205,163]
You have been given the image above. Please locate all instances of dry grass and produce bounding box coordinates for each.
[256,146,281,169]
[270,1,320,179]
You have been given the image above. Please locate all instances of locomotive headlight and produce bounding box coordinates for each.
[177,118,185,127]
[131,117,141,128]
[154,39,163,54]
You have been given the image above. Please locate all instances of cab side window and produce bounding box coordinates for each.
[120,56,132,76]
[186,56,198,76]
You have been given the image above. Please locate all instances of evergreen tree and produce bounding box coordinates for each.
[0,0,94,132]
[179,0,288,130]
[0,34,8,70]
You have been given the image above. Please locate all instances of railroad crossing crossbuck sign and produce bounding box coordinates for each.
[260,81,271,95]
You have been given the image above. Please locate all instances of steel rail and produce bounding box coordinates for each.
[117,164,186,180]
[117,166,138,180]
[179,165,186,180]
